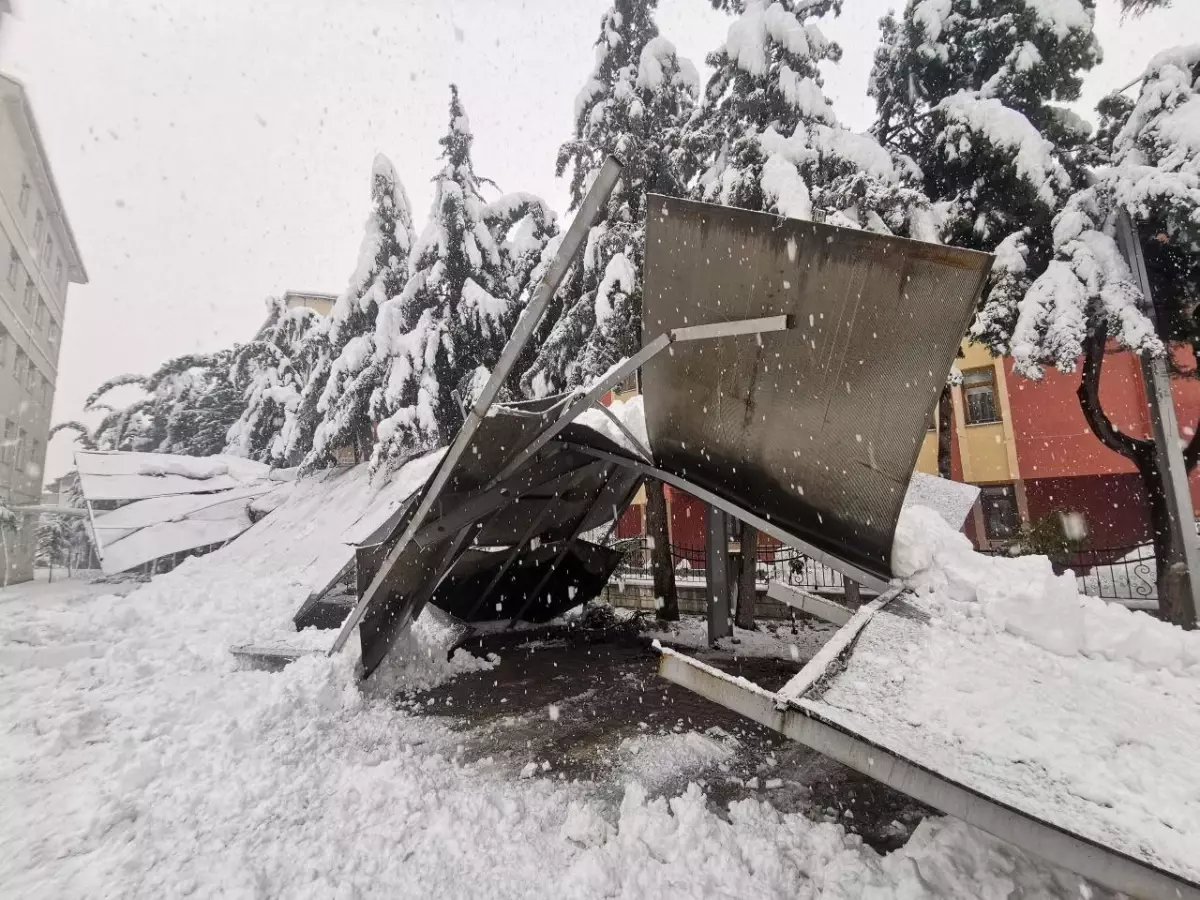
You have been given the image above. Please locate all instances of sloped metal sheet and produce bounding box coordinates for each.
[430,541,623,623]
[641,195,992,581]
[355,411,638,675]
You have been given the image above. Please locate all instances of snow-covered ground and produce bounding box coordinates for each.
[0,533,1112,897]
[640,612,837,663]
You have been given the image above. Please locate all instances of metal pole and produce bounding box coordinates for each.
[705,504,732,644]
[329,156,624,655]
[1115,211,1200,626]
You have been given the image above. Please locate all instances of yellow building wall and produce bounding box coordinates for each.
[915,430,937,475]
[916,342,1021,487]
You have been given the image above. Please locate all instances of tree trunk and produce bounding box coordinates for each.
[645,480,678,621]
[735,521,758,630]
[937,384,953,479]
[1076,323,1195,627]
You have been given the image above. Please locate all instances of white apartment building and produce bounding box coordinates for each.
[0,72,86,582]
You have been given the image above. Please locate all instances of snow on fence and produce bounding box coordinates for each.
[611,538,1161,604]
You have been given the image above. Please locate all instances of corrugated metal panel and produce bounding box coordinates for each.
[641,195,992,580]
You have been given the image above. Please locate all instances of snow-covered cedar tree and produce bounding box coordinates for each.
[977,46,1200,624]
[520,0,699,398]
[1120,0,1171,13]
[50,372,154,453]
[687,0,934,239]
[226,297,319,464]
[52,351,243,458]
[871,0,1101,333]
[293,154,417,471]
[370,85,556,472]
[140,350,245,456]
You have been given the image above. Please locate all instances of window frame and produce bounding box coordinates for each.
[6,249,19,288]
[18,175,31,214]
[962,366,1001,426]
[33,209,44,243]
[979,484,1019,542]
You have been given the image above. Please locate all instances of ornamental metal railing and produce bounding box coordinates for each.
[607,537,856,594]
[609,537,1160,602]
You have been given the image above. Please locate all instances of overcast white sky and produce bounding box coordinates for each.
[0,0,1189,482]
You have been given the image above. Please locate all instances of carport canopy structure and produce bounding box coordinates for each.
[329,160,991,678]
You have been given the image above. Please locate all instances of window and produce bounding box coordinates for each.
[16,429,27,469]
[615,369,639,395]
[48,317,59,350]
[34,299,45,329]
[33,209,45,243]
[26,358,37,391]
[54,258,62,286]
[0,326,7,368]
[6,250,18,288]
[1,421,13,465]
[980,485,1019,541]
[13,347,26,382]
[41,235,53,266]
[962,367,1000,425]
[23,278,36,311]
[30,438,41,470]
[18,175,30,214]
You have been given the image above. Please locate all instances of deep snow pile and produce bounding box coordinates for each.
[895,504,1200,673]
[0,519,1112,898]
[800,504,1200,885]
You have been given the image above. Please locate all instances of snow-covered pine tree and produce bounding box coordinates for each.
[226,297,319,464]
[520,0,699,398]
[688,0,933,238]
[370,85,555,471]
[871,0,1101,342]
[976,46,1200,623]
[294,154,417,470]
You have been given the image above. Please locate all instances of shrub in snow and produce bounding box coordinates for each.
[521,0,698,397]
[371,86,556,471]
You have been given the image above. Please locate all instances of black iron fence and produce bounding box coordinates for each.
[608,537,854,595]
[609,537,1159,603]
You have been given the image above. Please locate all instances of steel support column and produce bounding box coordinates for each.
[705,504,732,643]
